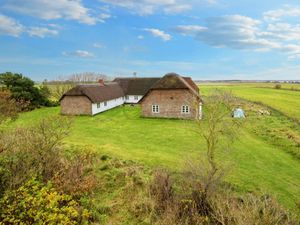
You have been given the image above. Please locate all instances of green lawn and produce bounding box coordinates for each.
[200,84,300,121]
[11,105,300,212]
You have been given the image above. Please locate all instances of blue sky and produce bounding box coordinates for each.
[1,0,300,81]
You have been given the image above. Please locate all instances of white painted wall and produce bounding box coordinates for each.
[92,97,125,115]
[199,102,203,120]
[124,95,143,104]
[91,95,144,115]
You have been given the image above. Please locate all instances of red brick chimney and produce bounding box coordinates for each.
[98,79,105,86]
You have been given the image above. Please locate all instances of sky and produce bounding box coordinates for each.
[0,0,300,81]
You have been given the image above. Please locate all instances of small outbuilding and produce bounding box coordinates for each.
[233,108,245,118]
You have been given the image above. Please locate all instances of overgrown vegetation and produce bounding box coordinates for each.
[0,116,98,223]
[0,90,21,124]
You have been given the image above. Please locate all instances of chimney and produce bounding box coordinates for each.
[98,79,105,86]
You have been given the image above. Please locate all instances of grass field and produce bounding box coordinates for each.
[10,103,300,212]
[200,83,300,121]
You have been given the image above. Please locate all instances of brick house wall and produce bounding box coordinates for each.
[141,89,199,119]
[61,96,92,115]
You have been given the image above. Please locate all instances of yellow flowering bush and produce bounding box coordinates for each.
[0,178,81,225]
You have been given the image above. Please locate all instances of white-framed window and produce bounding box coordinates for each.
[152,105,159,113]
[134,95,139,100]
[181,105,190,114]
[97,103,101,109]
[104,101,107,107]
[125,96,129,100]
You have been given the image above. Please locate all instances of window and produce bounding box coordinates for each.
[181,105,190,114]
[152,105,159,113]
[104,101,107,107]
[134,95,139,100]
[125,96,129,100]
[97,103,101,109]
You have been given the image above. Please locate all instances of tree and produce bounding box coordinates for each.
[0,72,49,109]
[186,90,241,216]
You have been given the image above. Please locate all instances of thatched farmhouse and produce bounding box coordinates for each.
[60,73,202,119]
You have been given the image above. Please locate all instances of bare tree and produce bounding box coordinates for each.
[66,72,111,83]
[50,82,76,101]
[185,90,241,215]
[46,72,113,100]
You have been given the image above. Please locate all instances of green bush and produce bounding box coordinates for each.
[0,72,50,110]
[274,84,282,89]
[0,178,86,224]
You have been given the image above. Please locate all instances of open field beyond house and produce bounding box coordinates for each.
[200,83,300,122]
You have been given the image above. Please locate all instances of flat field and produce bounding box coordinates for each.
[200,83,300,121]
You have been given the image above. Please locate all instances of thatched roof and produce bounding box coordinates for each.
[60,74,200,104]
[148,73,200,96]
[183,77,199,93]
[60,83,124,103]
[113,77,160,95]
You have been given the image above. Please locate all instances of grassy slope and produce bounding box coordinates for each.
[200,84,300,121]
[11,106,300,211]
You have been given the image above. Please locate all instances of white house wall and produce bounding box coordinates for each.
[125,95,143,104]
[92,97,125,115]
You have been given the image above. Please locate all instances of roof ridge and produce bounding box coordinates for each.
[178,76,199,97]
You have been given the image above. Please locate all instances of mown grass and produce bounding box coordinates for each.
[10,105,300,212]
[200,83,300,121]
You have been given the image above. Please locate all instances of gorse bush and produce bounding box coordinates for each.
[0,116,98,224]
[0,178,84,225]
[0,116,72,191]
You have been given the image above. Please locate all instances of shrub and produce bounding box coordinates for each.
[275,84,282,89]
[0,116,72,191]
[0,90,23,124]
[0,116,97,197]
[0,178,82,224]
[52,147,98,196]
[210,192,295,225]
[149,169,173,214]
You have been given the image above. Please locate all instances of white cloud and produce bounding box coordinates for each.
[0,14,60,38]
[0,14,24,37]
[62,50,94,58]
[3,0,104,25]
[174,13,300,58]
[163,4,192,14]
[137,35,144,39]
[263,5,300,21]
[93,43,106,48]
[98,13,111,23]
[175,15,267,49]
[144,28,171,41]
[99,0,193,15]
[261,23,300,41]
[27,27,58,38]
[174,25,207,36]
